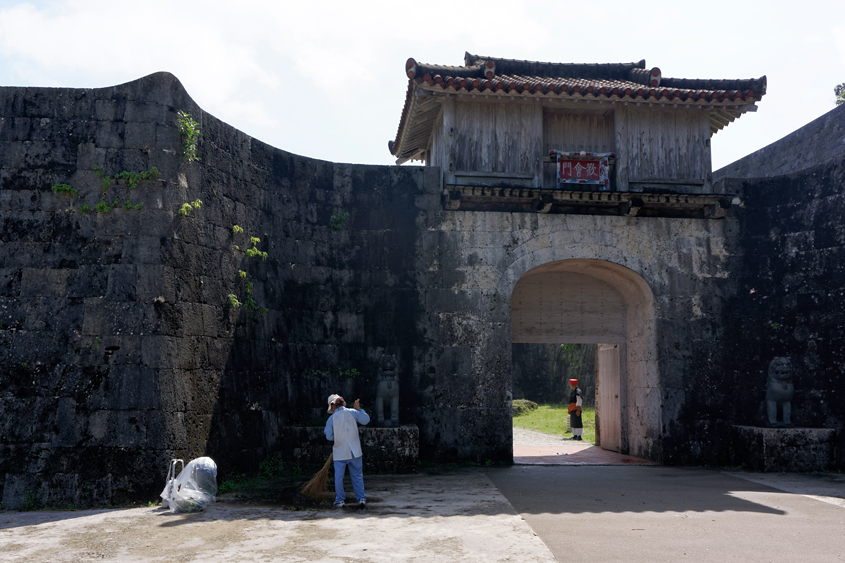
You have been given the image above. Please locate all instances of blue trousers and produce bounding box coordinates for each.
[333,455,365,503]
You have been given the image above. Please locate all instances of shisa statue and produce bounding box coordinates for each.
[765,356,794,428]
[376,354,400,427]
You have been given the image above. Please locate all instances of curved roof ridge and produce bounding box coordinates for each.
[467,52,646,80]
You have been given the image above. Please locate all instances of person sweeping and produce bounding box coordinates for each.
[568,379,583,441]
[324,394,370,508]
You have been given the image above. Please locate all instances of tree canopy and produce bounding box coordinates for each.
[836,83,845,106]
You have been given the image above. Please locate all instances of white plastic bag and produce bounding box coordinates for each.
[160,457,218,513]
[160,459,183,510]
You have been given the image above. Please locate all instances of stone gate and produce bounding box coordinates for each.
[1,56,843,509]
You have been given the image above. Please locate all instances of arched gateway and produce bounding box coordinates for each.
[510,259,657,457]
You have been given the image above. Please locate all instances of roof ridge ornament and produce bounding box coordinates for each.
[628,67,662,87]
[484,60,496,79]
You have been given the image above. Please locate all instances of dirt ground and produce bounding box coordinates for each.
[0,470,555,563]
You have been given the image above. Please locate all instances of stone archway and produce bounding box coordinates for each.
[509,259,657,458]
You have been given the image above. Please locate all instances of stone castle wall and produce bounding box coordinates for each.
[714,104,845,180]
[719,159,845,469]
[2,72,841,508]
[0,73,437,508]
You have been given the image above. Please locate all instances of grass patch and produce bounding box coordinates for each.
[513,402,596,444]
[512,399,538,416]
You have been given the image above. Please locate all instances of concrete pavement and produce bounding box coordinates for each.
[0,470,555,563]
[488,465,845,563]
[1,464,843,562]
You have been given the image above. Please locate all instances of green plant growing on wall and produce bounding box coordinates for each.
[244,280,258,310]
[122,200,133,211]
[227,293,242,308]
[330,211,350,229]
[178,110,201,162]
[114,167,160,190]
[21,493,36,511]
[95,165,159,193]
[245,237,268,260]
[178,199,202,216]
[51,183,78,197]
[79,204,91,213]
[95,201,111,213]
[94,165,112,192]
[560,343,582,372]
[134,202,144,210]
[229,227,269,314]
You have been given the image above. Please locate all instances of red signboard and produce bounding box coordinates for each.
[549,151,615,190]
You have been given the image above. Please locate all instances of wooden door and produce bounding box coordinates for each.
[597,344,621,452]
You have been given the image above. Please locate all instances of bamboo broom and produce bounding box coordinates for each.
[299,453,333,501]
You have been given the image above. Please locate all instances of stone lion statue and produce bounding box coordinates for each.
[765,356,794,428]
[376,354,399,427]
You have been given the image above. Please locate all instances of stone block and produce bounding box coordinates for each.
[51,398,86,447]
[67,265,109,298]
[732,426,835,472]
[20,268,68,297]
[105,265,137,301]
[0,267,20,296]
[180,302,205,337]
[136,265,175,302]
[94,121,125,149]
[157,369,193,413]
[86,409,149,447]
[155,123,179,152]
[23,297,83,332]
[10,329,67,366]
[81,298,143,335]
[141,335,178,369]
[120,236,163,265]
[124,101,169,125]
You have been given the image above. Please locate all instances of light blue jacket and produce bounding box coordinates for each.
[324,406,370,461]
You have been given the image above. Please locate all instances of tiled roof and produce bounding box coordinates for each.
[390,52,767,162]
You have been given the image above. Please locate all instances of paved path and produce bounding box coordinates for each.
[513,427,655,466]
[0,471,556,563]
[488,465,845,563]
[2,433,844,562]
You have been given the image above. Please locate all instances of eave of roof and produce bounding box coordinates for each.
[390,52,766,162]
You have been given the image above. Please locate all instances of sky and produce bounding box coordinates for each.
[0,0,843,172]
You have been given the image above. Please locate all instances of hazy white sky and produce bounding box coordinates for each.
[1,0,843,171]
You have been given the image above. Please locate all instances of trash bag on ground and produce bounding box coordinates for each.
[160,457,218,513]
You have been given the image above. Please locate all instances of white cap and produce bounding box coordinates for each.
[327,394,342,412]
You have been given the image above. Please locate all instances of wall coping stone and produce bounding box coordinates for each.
[732,425,836,472]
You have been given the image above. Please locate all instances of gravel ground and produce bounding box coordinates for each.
[512,427,569,446]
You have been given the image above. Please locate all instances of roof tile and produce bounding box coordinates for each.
[391,52,766,160]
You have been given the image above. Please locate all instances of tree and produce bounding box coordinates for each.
[836,83,845,106]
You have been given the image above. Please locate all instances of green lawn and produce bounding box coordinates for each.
[513,403,596,444]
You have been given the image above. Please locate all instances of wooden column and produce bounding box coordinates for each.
[613,106,629,191]
[440,98,456,188]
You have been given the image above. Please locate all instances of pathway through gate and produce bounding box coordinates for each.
[513,428,655,466]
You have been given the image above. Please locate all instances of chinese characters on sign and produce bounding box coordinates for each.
[549,151,615,190]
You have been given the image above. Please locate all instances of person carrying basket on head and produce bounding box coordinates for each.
[568,379,583,441]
